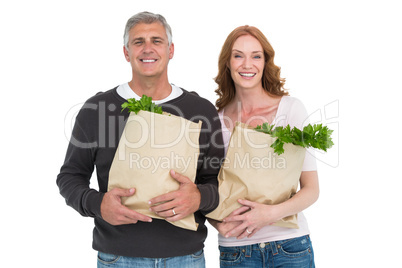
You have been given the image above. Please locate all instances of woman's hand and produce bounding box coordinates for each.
[223,199,280,239]
[215,220,244,237]
[208,206,250,237]
[222,171,320,240]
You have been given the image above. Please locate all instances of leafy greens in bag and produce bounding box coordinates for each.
[254,123,334,155]
[121,95,163,114]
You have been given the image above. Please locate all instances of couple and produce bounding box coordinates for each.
[57,11,318,268]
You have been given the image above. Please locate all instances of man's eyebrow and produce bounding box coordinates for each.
[131,36,165,43]
[131,37,144,43]
[151,36,165,42]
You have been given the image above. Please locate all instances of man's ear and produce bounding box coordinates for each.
[169,42,174,60]
[123,46,130,62]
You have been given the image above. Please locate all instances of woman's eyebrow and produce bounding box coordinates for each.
[232,49,263,53]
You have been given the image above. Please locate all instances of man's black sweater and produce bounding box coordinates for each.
[57,87,224,258]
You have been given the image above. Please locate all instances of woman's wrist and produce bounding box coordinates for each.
[266,204,285,224]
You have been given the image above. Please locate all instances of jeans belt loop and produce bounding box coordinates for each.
[270,241,279,256]
[245,245,252,258]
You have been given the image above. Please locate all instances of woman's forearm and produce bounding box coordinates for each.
[273,170,319,220]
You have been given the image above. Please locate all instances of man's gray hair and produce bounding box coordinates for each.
[123,11,172,49]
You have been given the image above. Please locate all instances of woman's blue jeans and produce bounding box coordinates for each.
[219,235,315,268]
[97,249,205,268]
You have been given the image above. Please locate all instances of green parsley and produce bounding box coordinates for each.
[254,123,334,155]
[121,95,163,114]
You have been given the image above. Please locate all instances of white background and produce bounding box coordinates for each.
[1,0,401,267]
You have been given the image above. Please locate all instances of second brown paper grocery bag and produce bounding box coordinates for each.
[207,122,305,228]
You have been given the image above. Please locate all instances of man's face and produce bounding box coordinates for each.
[124,22,174,79]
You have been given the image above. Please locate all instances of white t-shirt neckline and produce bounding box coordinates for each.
[116,82,183,104]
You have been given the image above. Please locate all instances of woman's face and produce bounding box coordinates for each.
[229,34,265,91]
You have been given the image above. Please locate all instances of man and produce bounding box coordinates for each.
[57,11,224,267]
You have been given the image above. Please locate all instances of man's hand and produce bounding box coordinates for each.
[101,188,152,225]
[148,170,201,222]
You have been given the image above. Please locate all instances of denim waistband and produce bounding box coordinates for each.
[243,235,311,256]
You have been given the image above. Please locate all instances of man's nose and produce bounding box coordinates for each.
[143,41,153,53]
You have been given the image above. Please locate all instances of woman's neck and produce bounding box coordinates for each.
[224,87,282,128]
[232,87,274,114]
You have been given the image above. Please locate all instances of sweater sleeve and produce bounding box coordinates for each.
[56,108,104,218]
[195,103,225,214]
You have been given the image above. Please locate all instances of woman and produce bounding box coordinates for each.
[210,25,318,267]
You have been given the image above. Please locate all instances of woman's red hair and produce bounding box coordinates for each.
[215,25,288,111]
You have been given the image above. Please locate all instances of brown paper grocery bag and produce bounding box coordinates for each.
[108,110,202,231]
[207,122,305,228]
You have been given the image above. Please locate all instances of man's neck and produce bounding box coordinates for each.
[128,76,172,100]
